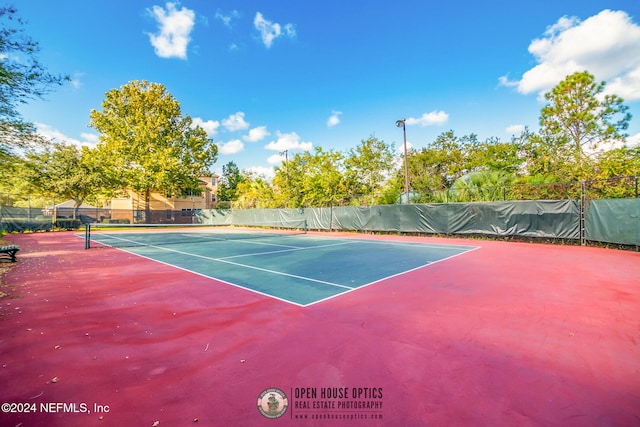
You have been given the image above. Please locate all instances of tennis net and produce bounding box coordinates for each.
[83,219,308,249]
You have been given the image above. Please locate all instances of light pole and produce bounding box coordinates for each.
[279,149,289,182]
[396,119,410,204]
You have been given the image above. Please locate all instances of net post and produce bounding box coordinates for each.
[304,219,308,234]
[84,223,91,250]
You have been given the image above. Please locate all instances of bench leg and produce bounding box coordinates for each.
[0,251,17,262]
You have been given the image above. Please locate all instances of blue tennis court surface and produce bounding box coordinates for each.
[89,232,478,306]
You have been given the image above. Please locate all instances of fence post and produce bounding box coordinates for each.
[580,181,586,246]
[27,195,31,229]
[84,223,90,250]
[52,196,56,230]
[636,176,640,252]
[329,203,334,232]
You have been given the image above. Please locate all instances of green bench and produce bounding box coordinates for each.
[0,245,19,262]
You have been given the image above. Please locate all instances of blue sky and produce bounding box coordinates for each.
[16,0,640,178]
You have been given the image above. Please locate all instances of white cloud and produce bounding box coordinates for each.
[192,117,220,136]
[254,12,296,48]
[80,132,100,146]
[264,131,313,151]
[396,141,413,156]
[505,124,525,135]
[627,132,640,148]
[607,67,640,102]
[215,9,239,29]
[405,111,449,127]
[243,126,269,142]
[246,165,275,179]
[267,153,285,165]
[501,10,640,101]
[35,123,97,147]
[218,139,244,155]
[70,72,84,90]
[584,132,640,155]
[327,111,342,127]
[221,112,249,131]
[147,2,196,59]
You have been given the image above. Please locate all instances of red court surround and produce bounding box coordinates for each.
[1,231,639,426]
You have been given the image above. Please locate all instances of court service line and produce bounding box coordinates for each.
[124,243,356,291]
[97,233,357,261]
[192,235,303,249]
[216,240,358,260]
[212,257,354,290]
[102,232,304,250]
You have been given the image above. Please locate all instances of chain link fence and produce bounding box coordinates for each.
[407,176,638,205]
[2,176,638,248]
[0,194,203,232]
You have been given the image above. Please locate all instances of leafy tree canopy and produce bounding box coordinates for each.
[0,6,68,154]
[89,80,217,208]
[272,146,348,208]
[344,136,395,200]
[218,161,245,202]
[20,143,107,210]
[538,71,631,158]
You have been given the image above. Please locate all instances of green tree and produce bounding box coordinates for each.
[20,143,107,216]
[522,132,573,180]
[0,6,68,157]
[272,153,303,208]
[468,136,524,175]
[536,71,631,179]
[218,161,245,204]
[595,145,640,179]
[302,147,347,207]
[377,175,403,205]
[344,136,395,205]
[234,176,275,208]
[272,147,347,208]
[407,131,474,200]
[449,170,517,202]
[89,80,217,221]
[588,145,640,198]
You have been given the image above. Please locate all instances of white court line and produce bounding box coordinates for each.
[201,237,302,249]
[217,240,357,260]
[86,233,479,307]
[213,257,354,290]
[97,247,309,308]
[96,232,357,261]
[118,242,355,291]
[98,232,303,250]
[303,245,481,307]
[336,238,480,251]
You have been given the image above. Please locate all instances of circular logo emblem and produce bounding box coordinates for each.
[257,388,288,419]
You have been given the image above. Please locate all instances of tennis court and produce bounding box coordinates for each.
[1,230,639,426]
[85,225,478,306]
